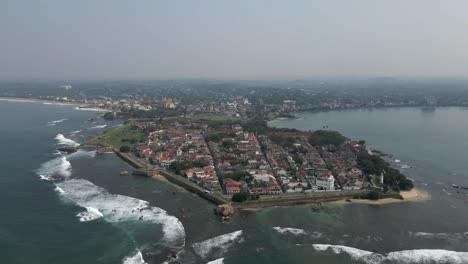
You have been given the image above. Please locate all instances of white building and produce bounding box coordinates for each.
[316,175,335,190]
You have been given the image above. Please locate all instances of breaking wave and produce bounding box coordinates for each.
[76,206,104,222]
[273,227,308,236]
[55,178,185,248]
[75,107,108,112]
[68,130,82,136]
[207,258,224,264]
[312,244,468,264]
[89,124,107,129]
[54,186,65,194]
[37,130,186,264]
[55,134,79,147]
[37,156,72,180]
[192,230,243,260]
[47,118,68,125]
[123,250,147,264]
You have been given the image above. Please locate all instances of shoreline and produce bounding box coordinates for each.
[238,188,430,211]
[331,188,430,206]
[0,96,108,111]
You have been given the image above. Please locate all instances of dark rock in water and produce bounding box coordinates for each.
[216,204,235,221]
[57,146,78,154]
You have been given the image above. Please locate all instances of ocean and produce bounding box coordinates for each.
[1,101,468,264]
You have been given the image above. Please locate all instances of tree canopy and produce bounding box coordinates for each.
[357,152,414,191]
[232,192,250,202]
[119,145,130,153]
[308,130,347,146]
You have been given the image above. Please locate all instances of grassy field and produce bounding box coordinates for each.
[93,123,146,149]
[191,113,240,122]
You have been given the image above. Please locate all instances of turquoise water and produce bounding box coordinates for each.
[2,102,468,264]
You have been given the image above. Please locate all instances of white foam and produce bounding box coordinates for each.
[54,186,65,194]
[207,258,224,264]
[273,227,308,236]
[68,130,82,136]
[55,178,185,248]
[411,232,449,238]
[89,124,107,129]
[39,174,51,181]
[313,244,382,263]
[122,250,147,264]
[37,156,72,179]
[394,159,401,163]
[312,244,468,264]
[47,118,68,125]
[76,206,104,222]
[75,107,108,112]
[55,134,80,147]
[192,230,243,259]
[387,249,468,263]
[409,231,468,240]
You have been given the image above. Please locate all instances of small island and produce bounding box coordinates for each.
[84,115,424,214]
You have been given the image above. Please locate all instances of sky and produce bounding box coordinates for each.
[1,0,468,80]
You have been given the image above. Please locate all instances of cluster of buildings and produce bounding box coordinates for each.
[207,125,282,195]
[134,120,368,199]
[138,128,221,192]
[186,97,252,119]
[318,142,366,190]
[259,133,337,193]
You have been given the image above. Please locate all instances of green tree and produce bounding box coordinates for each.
[309,130,347,146]
[119,145,130,153]
[232,192,250,202]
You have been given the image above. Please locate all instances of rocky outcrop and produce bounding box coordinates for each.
[215,204,235,221]
[57,146,78,154]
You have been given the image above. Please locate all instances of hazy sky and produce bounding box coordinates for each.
[1,0,468,80]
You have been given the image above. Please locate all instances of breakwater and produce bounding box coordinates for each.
[113,149,146,169]
[157,170,228,205]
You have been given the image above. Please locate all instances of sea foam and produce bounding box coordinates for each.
[55,178,185,248]
[312,244,468,264]
[122,250,147,264]
[75,107,108,112]
[76,206,104,222]
[37,156,72,179]
[192,230,243,259]
[207,258,224,264]
[89,124,107,129]
[55,134,79,147]
[47,118,68,125]
[273,227,308,236]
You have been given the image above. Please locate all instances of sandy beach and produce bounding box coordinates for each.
[341,188,431,205]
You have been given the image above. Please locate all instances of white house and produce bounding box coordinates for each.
[316,175,335,190]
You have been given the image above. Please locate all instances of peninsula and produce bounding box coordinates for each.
[85,116,419,211]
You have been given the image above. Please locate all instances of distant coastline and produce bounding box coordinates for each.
[0,97,107,111]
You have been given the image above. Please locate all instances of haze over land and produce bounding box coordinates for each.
[2,0,468,80]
